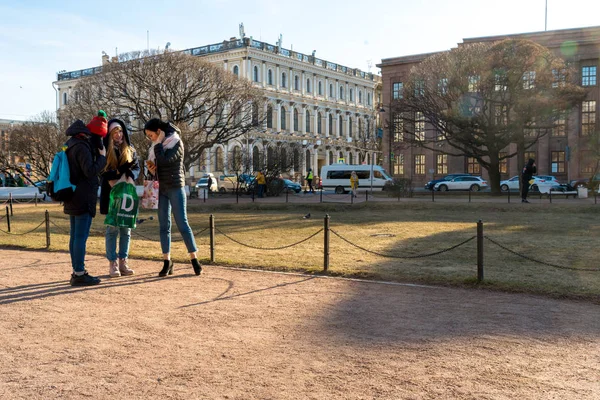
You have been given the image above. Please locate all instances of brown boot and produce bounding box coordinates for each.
[109,261,121,278]
[118,258,134,276]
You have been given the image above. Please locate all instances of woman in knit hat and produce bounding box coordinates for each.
[144,118,202,277]
[64,112,107,286]
[100,118,140,277]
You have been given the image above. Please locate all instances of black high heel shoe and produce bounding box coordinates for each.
[158,260,174,277]
[191,258,202,276]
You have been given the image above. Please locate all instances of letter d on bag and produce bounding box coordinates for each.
[121,194,135,212]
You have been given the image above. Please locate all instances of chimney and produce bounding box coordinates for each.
[102,53,110,65]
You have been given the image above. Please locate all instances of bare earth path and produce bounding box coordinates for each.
[0,249,598,399]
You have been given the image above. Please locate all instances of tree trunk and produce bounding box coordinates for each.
[486,154,502,195]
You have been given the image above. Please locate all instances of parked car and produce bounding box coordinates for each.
[282,179,302,193]
[500,176,558,193]
[434,176,488,191]
[570,173,600,190]
[425,174,471,190]
[195,173,218,192]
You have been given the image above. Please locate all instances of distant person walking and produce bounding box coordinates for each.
[350,171,359,198]
[521,158,537,203]
[144,118,202,277]
[306,168,314,194]
[256,170,266,198]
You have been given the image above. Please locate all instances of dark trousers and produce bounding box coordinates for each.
[522,179,531,200]
[307,179,314,193]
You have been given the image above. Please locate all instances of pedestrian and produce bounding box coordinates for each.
[521,158,537,203]
[100,119,140,278]
[144,118,202,277]
[350,171,359,198]
[256,170,266,198]
[306,168,314,194]
[64,112,107,286]
[207,175,213,194]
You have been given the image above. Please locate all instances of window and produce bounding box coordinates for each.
[294,75,299,91]
[339,86,344,100]
[281,72,287,88]
[436,121,446,141]
[306,110,311,133]
[293,108,299,132]
[358,91,362,104]
[582,100,596,136]
[438,78,448,95]
[414,80,425,97]
[318,81,323,96]
[551,151,565,173]
[233,65,239,76]
[317,112,322,134]
[552,112,566,137]
[253,147,260,171]
[436,154,448,175]
[329,151,334,165]
[392,82,403,99]
[215,147,224,171]
[468,75,480,92]
[552,68,566,88]
[350,89,354,102]
[467,157,480,174]
[328,113,333,134]
[367,92,371,106]
[393,114,403,142]
[267,69,273,85]
[281,106,287,130]
[63,92,68,105]
[358,119,362,138]
[522,71,535,89]
[494,105,507,126]
[582,66,597,86]
[499,152,508,174]
[393,154,404,175]
[339,115,343,137]
[415,112,425,141]
[524,152,536,164]
[253,66,259,82]
[266,106,273,129]
[494,73,507,91]
[329,84,334,98]
[306,78,311,93]
[580,151,595,173]
[414,155,425,175]
[349,118,353,136]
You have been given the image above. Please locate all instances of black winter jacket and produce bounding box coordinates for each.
[63,120,107,217]
[152,138,186,193]
[522,158,537,182]
[99,119,140,215]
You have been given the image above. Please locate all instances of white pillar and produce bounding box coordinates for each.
[223,61,228,71]
[289,68,293,93]
[345,114,350,140]
[325,78,329,101]
[314,108,319,136]
[301,107,307,134]
[262,62,266,88]
[276,103,282,131]
[325,112,329,137]
[335,81,339,102]
[247,59,252,80]
[301,72,306,95]
[313,74,317,99]
[276,65,280,90]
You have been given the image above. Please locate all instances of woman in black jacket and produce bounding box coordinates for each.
[64,117,107,286]
[144,118,202,277]
[100,119,140,278]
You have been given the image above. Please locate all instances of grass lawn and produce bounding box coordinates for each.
[1,201,599,302]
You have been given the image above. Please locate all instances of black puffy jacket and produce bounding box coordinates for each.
[63,120,107,217]
[152,138,186,193]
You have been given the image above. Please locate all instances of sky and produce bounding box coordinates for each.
[0,0,599,121]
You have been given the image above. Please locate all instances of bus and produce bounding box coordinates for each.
[320,164,392,194]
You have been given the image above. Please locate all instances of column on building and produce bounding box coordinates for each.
[223,60,228,71]
[289,68,293,93]
[313,147,319,177]
[263,102,269,131]
[345,83,349,105]
[345,112,350,141]
[335,81,339,103]
[325,78,329,101]
[223,145,229,174]
[206,148,212,173]
[246,58,252,80]
[276,65,280,90]
[313,106,319,136]
[276,102,282,132]
[241,57,246,78]
[301,72,306,96]
[262,61,267,88]
[301,105,307,134]
[287,105,293,133]
[313,74,317,99]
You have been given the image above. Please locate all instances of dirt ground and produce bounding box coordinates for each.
[0,249,599,400]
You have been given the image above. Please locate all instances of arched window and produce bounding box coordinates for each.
[63,92,68,105]
[339,86,344,100]
[266,105,273,129]
[358,90,362,104]
[253,147,260,171]
[339,115,343,137]
[232,146,242,171]
[267,147,274,169]
[294,75,299,91]
[233,65,239,76]
[367,92,371,105]
[329,151,334,165]
[328,113,333,134]
[306,79,311,93]
[305,110,311,133]
[318,81,323,96]
[293,108,299,132]
[350,89,354,102]
[293,149,300,170]
[281,72,287,88]
[252,103,259,126]
[215,147,224,171]
[280,106,287,130]
[317,112,322,135]
[349,118,353,137]
[267,69,273,85]
[329,84,334,98]
[253,66,259,82]
[281,148,288,170]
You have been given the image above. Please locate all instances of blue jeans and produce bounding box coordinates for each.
[105,226,131,261]
[158,187,198,254]
[69,213,93,273]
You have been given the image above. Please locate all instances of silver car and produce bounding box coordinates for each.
[434,176,488,191]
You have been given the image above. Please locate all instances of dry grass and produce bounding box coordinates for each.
[1,201,599,301]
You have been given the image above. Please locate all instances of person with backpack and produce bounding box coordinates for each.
[100,119,140,278]
[521,158,537,203]
[64,112,107,286]
[144,118,202,277]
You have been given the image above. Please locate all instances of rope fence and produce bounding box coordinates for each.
[0,209,599,280]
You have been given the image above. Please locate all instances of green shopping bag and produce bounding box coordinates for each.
[104,181,140,229]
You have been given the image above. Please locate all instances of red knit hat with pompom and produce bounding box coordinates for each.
[86,110,108,137]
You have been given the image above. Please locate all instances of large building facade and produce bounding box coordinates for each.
[54,35,381,181]
[378,26,600,186]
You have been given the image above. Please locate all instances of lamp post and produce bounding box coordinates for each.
[378,104,392,175]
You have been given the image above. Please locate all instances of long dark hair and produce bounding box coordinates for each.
[144,118,180,136]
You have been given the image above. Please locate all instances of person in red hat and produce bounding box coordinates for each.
[63,112,107,286]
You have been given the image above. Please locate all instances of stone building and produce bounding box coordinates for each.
[378,26,600,187]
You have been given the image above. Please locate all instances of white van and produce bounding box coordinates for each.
[320,164,392,194]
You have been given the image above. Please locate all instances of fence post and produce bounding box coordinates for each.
[320,190,323,203]
[9,193,13,216]
[549,188,552,203]
[203,189,206,203]
[5,206,10,233]
[45,210,50,248]
[477,219,484,282]
[323,214,330,272]
[209,214,215,263]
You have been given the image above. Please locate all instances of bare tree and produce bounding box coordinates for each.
[61,50,267,171]
[392,39,586,194]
